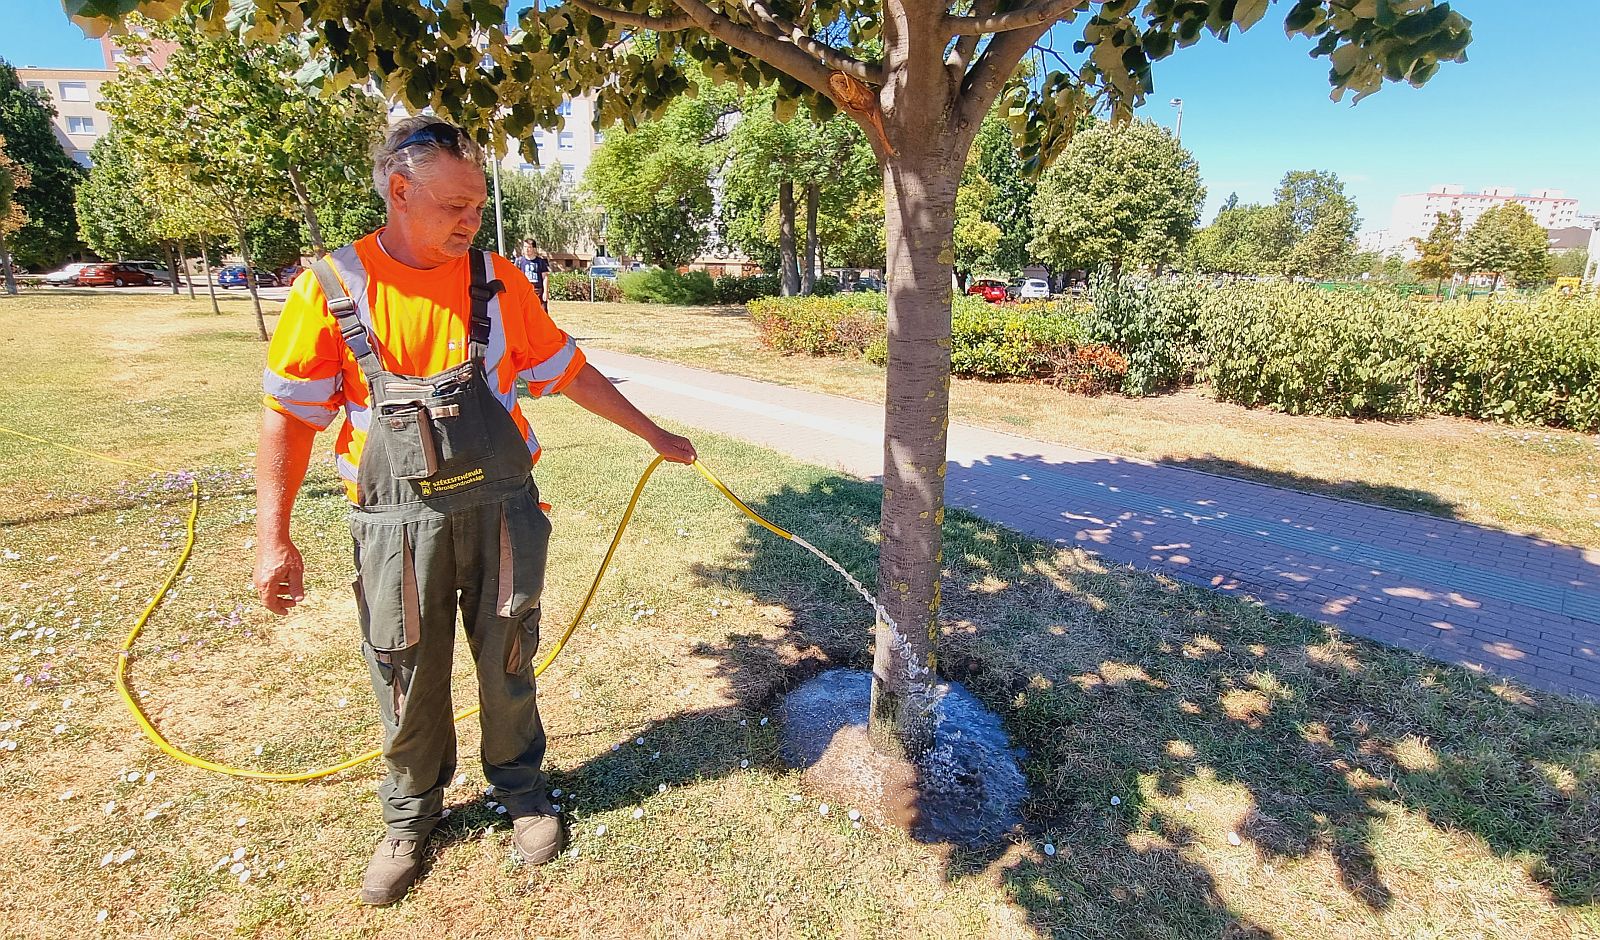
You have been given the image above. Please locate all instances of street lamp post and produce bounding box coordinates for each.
[1170,97,1184,142]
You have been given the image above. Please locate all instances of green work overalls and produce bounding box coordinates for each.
[313,246,555,842]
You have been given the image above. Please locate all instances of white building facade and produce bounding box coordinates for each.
[1390,185,1581,247]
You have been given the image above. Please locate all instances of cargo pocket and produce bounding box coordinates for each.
[351,517,423,713]
[423,367,494,472]
[504,606,542,677]
[494,488,552,672]
[376,400,438,481]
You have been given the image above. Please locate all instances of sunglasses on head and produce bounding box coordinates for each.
[394,122,462,153]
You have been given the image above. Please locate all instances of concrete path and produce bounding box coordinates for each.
[588,350,1600,699]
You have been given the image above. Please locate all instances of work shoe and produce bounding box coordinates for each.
[510,812,565,865]
[360,837,427,906]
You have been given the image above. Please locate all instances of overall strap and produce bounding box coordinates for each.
[310,256,385,380]
[467,248,505,364]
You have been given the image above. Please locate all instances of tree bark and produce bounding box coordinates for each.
[286,164,326,257]
[232,219,268,341]
[869,147,965,760]
[179,236,196,299]
[165,242,180,295]
[0,235,16,295]
[199,234,220,315]
[778,179,800,296]
[803,181,819,294]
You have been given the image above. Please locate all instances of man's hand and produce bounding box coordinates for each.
[649,427,697,465]
[254,538,306,615]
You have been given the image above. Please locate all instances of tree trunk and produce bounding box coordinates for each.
[165,242,180,295]
[286,164,326,257]
[1489,272,1500,292]
[179,236,196,299]
[233,220,268,341]
[869,151,964,760]
[0,235,16,295]
[199,233,220,315]
[778,180,800,297]
[802,181,819,294]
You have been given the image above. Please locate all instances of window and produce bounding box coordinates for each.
[593,129,604,145]
[558,131,575,152]
[58,81,90,102]
[24,80,45,92]
[67,116,96,135]
[561,163,576,183]
[557,100,573,117]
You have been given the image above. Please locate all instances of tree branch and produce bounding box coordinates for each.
[565,0,695,32]
[956,22,1047,127]
[946,0,997,76]
[663,0,837,98]
[734,0,881,83]
[944,0,1087,36]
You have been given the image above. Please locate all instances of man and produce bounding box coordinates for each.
[515,238,551,306]
[253,117,695,906]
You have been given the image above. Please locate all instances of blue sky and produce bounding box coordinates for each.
[7,0,1596,234]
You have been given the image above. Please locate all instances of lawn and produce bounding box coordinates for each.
[559,301,1600,549]
[0,292,1596,939]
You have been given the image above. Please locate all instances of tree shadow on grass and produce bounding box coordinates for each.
[668,470,1600,937]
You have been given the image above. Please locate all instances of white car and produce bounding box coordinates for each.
[1016,277,1050,300]
[42,263,89,286]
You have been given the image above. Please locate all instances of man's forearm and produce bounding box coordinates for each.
[255,408,318,543]
[560,362,665,444]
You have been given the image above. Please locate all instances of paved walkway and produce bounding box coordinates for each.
[588,350,1600,699]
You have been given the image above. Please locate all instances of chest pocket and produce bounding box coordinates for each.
[375,362,494,481]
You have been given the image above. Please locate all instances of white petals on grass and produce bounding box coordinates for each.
[1110,795,1122,807]
[631,808,644,819]
[848,809,861,822]
[818,803,830,817]
[99,851,115,868]
[95,910,108,924]
[657,783,668,794]
[594,824,608,837]
[495,805,508,815]
[1043,843,1057,857]
[739,760,749,769]
[124,772,140,784]
[1227,831,1243,847]
[58,790,73,801]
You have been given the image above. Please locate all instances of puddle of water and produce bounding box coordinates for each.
[778,668,1026,846]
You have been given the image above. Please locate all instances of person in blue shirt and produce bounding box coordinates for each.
[515,239,551,306]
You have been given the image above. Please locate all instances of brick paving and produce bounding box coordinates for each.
[588,350,1600,699]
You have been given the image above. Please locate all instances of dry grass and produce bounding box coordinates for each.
[561,300,1600,548]
[1,292,1596,939]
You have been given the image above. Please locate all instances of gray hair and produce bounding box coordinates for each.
[371,116,486,208]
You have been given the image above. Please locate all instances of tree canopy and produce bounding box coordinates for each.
[1408,209,1460,289]
[0,60,84,270]
[478,163,597,256]
[1275,169,1358,278]
[1457,203,1550,290]
[1029,119,1202,278]
[75,130,161,261]
[0,133,32,293]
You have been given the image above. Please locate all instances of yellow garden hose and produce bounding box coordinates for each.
[0,424,878,783]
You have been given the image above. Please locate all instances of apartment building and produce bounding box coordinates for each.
[13,67,115,166]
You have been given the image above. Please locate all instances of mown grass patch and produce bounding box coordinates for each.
[1,293,1596,939]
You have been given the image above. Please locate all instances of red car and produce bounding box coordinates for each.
[76,263,155,287]
[966,278,1009,303]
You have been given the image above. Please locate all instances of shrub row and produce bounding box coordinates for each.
[1084,281,1600,430]
[548,271,623,303]
[748,294,1128,394]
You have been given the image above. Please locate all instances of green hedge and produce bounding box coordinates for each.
[749,294,1128,393]
[548,271,623,303]
[713,274,780,304]
[1081,281,1600,430]
[618,269,717,305]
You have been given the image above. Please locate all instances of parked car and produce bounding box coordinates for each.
[42,263,90,286]
[850,277,885,292]
[1014,277,1050,300]
[77,262,156,287]
[966,278,1009,303]
[278,262,305,284]
[218,265,281,289]
[125,261,175,285]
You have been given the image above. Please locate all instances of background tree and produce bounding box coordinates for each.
[0,60,84,270]
[1030,120,1203,282]
[951,161,1001,288]
[476,164,597,255]
[1276,169,1358,278]
[585,95,729,267]
[74,130,163,263]
[1457,202,1550,290]
[79,0,1475,766]
[1552,247,1588,281]
[1190,202,1283,276]
[1408,209,1460,293]
[972,112,1036,276]
[0,135,31,294]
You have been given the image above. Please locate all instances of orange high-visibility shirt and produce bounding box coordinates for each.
[262,231,586,501]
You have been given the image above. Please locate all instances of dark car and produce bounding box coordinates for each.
[966,278,1008,303]
[218,265,281,289]
[850,277,885,293]
[77,263,156,287]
